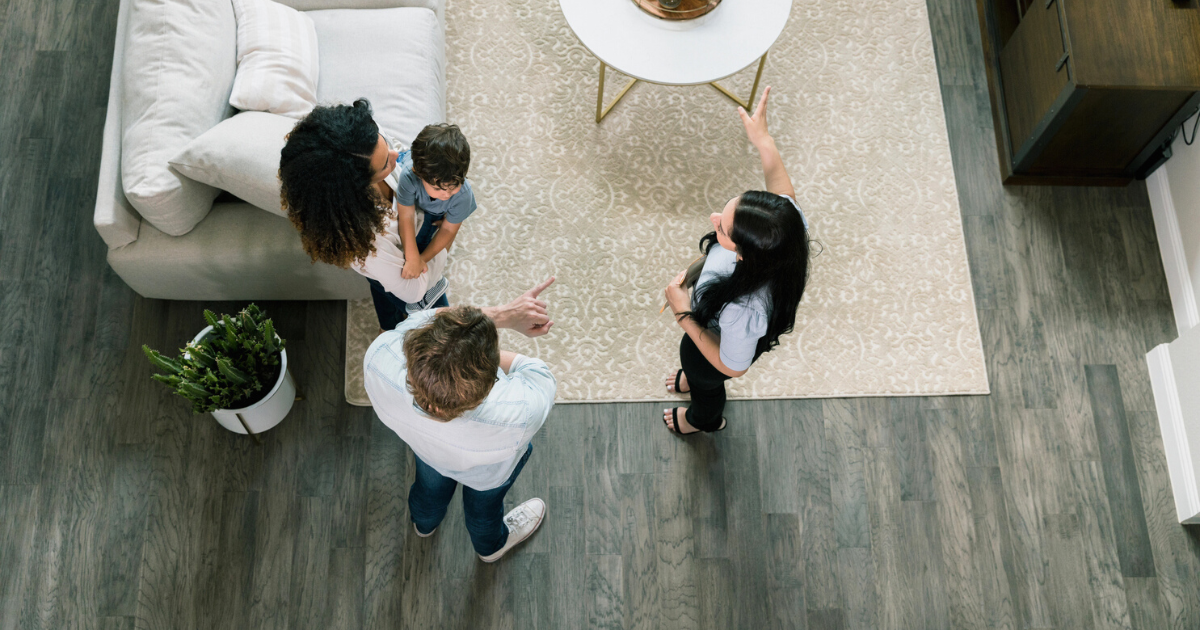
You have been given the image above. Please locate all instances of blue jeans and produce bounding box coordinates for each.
[408,444,533,556]
[368,213,446,330]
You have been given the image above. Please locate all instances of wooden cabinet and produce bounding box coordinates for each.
[977,0,1200,185]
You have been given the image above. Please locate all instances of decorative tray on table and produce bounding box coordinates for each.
[631,0,722,21]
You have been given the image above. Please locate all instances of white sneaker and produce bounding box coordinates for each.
[478,498,547,563]
[414,523,435,538]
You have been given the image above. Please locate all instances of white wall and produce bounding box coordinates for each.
[1165,138,1200,306]
[1147,128,1200,523]
[1149,142,1200,333]
[1148,330,1200,523]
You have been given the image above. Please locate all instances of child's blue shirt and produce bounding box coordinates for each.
[388,150,477,224]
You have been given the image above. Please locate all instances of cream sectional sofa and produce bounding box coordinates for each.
[94,0,447,300]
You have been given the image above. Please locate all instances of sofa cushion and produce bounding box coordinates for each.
[307,6,444,145]
[230,0,320,118]
[279,0,439,12]
[107,202,371,300]
[121,0,238,236]
[170,111,297,218]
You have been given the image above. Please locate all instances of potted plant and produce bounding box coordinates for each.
[143,304,297,438]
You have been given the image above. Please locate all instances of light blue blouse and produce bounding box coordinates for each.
[691,194,808,371]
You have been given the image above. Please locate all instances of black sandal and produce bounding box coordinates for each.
[664,408,727,435]
[671,369,690,394]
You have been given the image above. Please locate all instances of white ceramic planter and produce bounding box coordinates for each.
[191,326,296,435]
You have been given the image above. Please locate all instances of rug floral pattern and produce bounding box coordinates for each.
[346,0,988,404]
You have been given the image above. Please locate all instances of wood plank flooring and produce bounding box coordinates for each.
[3,0,1200,627]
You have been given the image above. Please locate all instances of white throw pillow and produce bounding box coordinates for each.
[121,0,237,236]
[230,0,320,119]
[169,112,297,218]
[307,7,444,145]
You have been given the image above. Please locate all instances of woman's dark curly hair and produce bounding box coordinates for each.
[279,99,388,269]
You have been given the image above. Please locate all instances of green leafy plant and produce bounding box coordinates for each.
[143,304,286,414]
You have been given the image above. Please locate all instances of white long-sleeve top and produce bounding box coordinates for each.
[353,205,449,306]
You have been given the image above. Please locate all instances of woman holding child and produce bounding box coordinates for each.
[278,99,482,331]
[661,87,811,435]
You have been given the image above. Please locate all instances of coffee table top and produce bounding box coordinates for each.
[559,0,792,86]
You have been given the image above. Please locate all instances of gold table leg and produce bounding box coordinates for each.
[709,52,767,109]
[595,53,767,122]
[596,61,639,123]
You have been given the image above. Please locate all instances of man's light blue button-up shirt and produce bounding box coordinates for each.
[364,309,557,490]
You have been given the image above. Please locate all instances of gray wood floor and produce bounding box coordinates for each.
[3,0,1200,628]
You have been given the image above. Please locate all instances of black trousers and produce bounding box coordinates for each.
[679,333,733,432]
[368,279,449,331]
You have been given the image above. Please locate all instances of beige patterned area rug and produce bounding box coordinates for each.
[345,0,989,405]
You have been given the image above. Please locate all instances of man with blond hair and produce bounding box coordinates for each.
[363,278,557,562]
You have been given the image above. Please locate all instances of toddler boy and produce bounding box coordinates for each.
[390,123,477,280]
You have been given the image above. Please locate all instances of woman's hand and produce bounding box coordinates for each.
[665,270,690,318]
[740,86,796,198]
[738,85,773,148]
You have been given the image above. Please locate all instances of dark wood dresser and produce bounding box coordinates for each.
[977,0,1200,185]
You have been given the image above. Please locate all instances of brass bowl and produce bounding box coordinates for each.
[631,0,722,21]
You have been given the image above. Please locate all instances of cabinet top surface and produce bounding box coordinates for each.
[1058,0,1200,89]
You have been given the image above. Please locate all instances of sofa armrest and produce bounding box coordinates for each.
[96,97,141,249]
[94,0,141,250]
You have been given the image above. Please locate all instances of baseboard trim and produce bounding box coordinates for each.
[1147,343,1200,524]
[1147,168,1199,335]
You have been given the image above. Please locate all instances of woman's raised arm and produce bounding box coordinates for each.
[738,86,795,199]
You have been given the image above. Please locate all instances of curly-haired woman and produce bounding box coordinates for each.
[279,99,458,330]
[661,87,812,435]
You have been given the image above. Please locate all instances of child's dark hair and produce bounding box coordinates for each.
[410,123,470,190]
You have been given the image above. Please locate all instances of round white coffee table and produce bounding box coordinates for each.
[559,0,793,122]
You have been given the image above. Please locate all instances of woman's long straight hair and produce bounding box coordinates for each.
[687,190,810,360]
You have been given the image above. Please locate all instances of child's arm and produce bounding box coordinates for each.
[419,220,462,263]
[397,203,427,279]
[738,86,795,199]
[359,252,434,304]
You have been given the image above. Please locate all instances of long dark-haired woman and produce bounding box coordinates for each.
[661,86,811,434]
